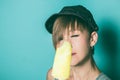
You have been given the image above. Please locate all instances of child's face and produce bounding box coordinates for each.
[56,27,91,66]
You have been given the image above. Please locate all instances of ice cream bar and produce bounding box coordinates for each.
[52,41,72,80]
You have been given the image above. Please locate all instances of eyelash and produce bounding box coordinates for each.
[58,37,63,41]
[71,35,79,37]
[58,34,79,41]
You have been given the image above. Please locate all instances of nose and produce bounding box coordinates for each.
[64,37,72,49]
[63,33,72,48]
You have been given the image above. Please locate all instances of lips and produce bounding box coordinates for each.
[72,53,76,56]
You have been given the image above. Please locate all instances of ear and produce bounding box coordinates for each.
[90,31,98,47]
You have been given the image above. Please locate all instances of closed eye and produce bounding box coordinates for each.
[71,35,79,37]
[58,37,63,41]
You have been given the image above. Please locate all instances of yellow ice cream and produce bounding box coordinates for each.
[52,41,72,80]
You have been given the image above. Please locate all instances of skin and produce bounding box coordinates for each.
[47,27,100,80]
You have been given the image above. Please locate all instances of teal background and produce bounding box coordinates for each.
[0,0,120,80]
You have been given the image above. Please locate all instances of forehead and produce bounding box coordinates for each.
[60,21,84,36]
[64,25,79,33]
[64,26,87,35]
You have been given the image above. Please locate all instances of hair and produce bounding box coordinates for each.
[52,15,97,67]
[52,15,94,47]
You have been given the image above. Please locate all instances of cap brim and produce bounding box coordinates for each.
[45,13,87,34]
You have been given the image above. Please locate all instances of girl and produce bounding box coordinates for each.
[45,5,110,80]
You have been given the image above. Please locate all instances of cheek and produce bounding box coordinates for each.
[71,39,90,65]
[72,38,90,54]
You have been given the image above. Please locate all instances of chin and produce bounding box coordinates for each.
[70,61,79,67]
[70,59,86,67]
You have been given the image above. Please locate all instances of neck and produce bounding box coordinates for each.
[70,57,100,80]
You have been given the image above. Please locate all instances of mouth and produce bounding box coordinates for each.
[72,53,77,56]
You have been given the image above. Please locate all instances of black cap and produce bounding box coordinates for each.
[45,5,98,34]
